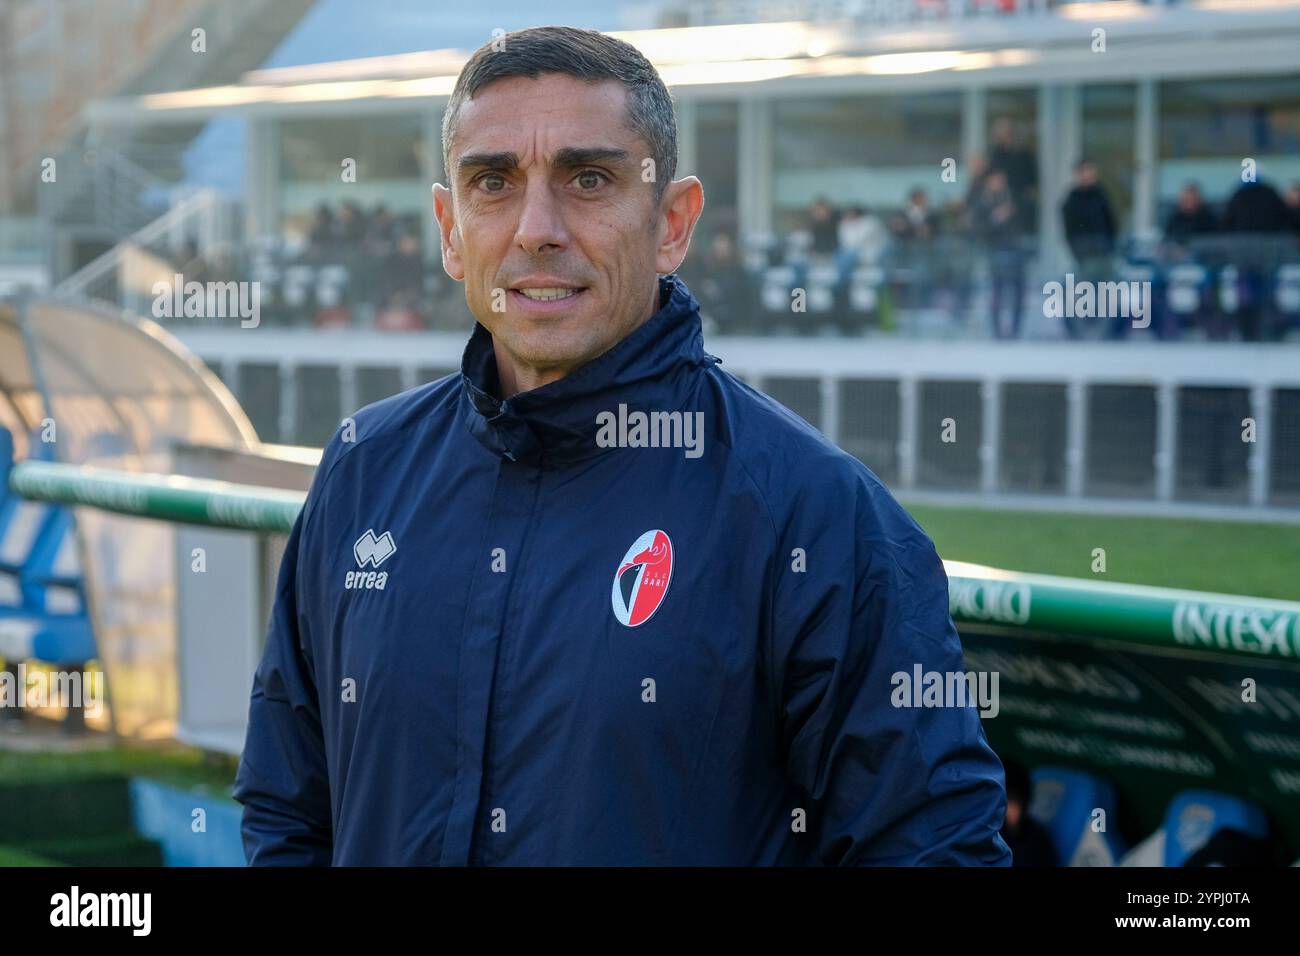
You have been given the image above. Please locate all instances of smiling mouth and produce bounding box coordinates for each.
[514,287,585,301]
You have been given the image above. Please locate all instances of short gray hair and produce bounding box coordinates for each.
[442,26,678,203]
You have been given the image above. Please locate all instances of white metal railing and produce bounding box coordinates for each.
[53,188,235,304]
[170,329,1300,520]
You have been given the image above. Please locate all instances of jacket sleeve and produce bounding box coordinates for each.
[232,499,333,866]
[772,467,1011,866]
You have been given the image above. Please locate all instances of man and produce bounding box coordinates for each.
[233,25,1010,867]
[1060,160,1118,339]
[889,188,940,309]
[970,169,1025,339]
[682,230,754,333]
[890,188,938,243]
[987,117,1037,233]
[1221,179,1293,341]
[999,760,1057,867]
[1163,182,1218,252]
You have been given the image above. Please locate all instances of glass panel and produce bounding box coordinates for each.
[693,100,740,243]
[1159,76,1300,207]
[1082,84,1137,233]
[279,114,426,234]
[771,93,963,232]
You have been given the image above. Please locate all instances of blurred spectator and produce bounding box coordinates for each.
[970,168,1026,339]
[1158,183,1219,339]
[945,154,992,323]
[1222,179,1294,340]
[890,188,940,308]
[1061,160,1118,338]
[988,117,1037,233]
[1061,161,1117,264]
[1163,182,1218,251]
[1286,182,1300,233]
[1223,178,1293,234]
[308,203,335,248]
[788,197,841,305]
[808,197,840,256]
[835,204,888,287]
[333,201,366,246]
[366,203,398,252]
[1001,760,1057,867]
[380,231,426,306]
[890,188,939,241]
[688,231,754,332]
[965,152,991,199]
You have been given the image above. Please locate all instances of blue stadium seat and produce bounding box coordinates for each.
[761,266,797,313]
[1121,789,1269,867]
[0,427,97,665]
[849,266,884,314]
[1028,765,1127,866]
[805,265,839,314]
[1162,790,1269,867]
[1276,263,1300,322]
[1166,263,1210,317]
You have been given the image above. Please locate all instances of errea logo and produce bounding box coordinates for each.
[346,529,395,590]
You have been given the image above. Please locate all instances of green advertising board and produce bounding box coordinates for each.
[10,461,1300,859]
[949,563,1300,859]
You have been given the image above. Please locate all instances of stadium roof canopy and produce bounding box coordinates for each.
[83,0,1300,125]
[0,299,255,466]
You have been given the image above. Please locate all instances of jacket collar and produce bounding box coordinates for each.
[458,273,718,467]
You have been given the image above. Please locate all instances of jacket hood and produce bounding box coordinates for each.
[457,273,719,466]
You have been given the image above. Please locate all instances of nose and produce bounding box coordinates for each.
[513,179,569,257]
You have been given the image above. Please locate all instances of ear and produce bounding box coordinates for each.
[654,176,705,276]
[432,183,464,281]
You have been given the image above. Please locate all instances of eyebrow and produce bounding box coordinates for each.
[457,146,630,177]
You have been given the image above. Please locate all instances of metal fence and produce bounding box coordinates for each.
[179,329,1300,518]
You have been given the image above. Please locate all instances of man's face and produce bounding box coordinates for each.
[434,73,701,390]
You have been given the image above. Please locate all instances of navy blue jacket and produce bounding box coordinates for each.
[233,273,1010,866]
